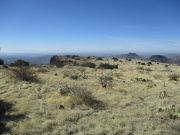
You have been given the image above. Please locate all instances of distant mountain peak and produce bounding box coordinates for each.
[119,52,141,59]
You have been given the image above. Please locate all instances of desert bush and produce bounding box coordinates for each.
[8,67,39,82]
[81,62,96,68]
[141,62,146,65]
[112,57,118,61]
[59,84,105,109]
[98,63,118,69]
[126,58,131,61]
[147,62,152,66]
[99,74,113,88]
[165,64,169,68]
[136,61,141,64]
[0,59,4,65]
[169,73,180,81]
[96,57,103,60]
[12,59,29,67]
[151,59,156,62]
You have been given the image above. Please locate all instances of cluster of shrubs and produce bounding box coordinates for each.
[8,67,39,83]
[98,63,118,69]
[96,57,103,60]
[81,62,96,68]
[10,60,29,67]
[136,66,153,72]
[136,61,152,66]
[5,59,40,83]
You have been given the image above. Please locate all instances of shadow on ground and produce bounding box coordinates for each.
[0,100,25,134]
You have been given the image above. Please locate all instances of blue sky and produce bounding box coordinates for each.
[0,0,180,54]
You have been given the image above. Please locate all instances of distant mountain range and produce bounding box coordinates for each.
[0,53,180,65]
[1,55,52,65]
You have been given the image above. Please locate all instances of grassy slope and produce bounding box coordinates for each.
[0,59,180,135]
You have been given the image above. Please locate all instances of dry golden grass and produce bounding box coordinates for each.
[0,59,180,135]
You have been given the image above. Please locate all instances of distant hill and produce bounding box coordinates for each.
[118,53,142,59]
[149,55,168,63]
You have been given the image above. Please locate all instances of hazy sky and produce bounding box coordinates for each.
[0,0,180,54]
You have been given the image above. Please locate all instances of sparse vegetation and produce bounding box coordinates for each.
[136,66,144,70]
[63,70,88,80]
[0,57,180,135]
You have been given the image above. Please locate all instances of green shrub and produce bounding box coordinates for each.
[98,63,118,69]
